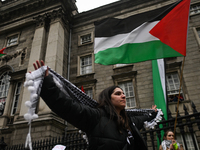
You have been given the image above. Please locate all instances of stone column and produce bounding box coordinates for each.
[36,9,65,114]
[20,16,49,116]
[45,9,65,75]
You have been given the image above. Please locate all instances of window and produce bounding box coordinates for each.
[6,34,19,47]
[78,32,93,46]
[190,4,200,15]
[118,81,136,108]
[85,88,93,98]
[11,82,22,115]
[0,71,11,116]
[166,73,184,102]
[78,54,94,75]
[81,34,91,44]
[176,133,199,150]
[166,73,180,95]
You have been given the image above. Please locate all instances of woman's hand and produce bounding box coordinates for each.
[33,60,49,77]
[171,140,179,150]
[170,143,174,150]
[172,140,176,144]
[151,105,157,112]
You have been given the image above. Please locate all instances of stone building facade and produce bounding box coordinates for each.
[0,0,200,148]
[0,0,77,145]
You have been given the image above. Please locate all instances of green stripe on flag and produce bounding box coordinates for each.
[95,40,183,65]
[152,59,167,150]
[152,59,167,119]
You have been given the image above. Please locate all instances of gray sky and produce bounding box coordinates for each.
[76,0,120,13]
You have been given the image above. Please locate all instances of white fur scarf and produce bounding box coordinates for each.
[23,66,47,150]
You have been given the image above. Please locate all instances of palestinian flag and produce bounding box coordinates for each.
[94,0,190,65]
[0,47,6,57]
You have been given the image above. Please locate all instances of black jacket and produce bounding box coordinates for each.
[41,75,156,150]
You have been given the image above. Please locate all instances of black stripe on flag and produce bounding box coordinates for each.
[94,0,181,37]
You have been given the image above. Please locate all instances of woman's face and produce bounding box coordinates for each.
[111,88,126,113]
[166,131,174,140]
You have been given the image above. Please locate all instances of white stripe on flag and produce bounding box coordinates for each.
[157,59,166,103]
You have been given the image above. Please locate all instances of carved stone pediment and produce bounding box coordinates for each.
[33,8,68,28]
[0,0,54,22]
[0,0,76,22]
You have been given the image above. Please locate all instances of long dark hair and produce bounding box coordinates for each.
[97,85,130,132]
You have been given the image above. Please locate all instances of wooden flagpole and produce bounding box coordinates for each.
[173,56,185,136]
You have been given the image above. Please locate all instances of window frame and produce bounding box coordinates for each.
[190,3,200,16]
[5,33,20,47]
[84,87,94,99]
[112,71,138,108]
[112,71,140,109]
[11,81,22,116]
[176,133,199,150]
[166,72,184,101]
[166,70,189,102]
[75,80,97,101]
[118,80,136,108]
[77,53,94,76]
[0,71,11,116]
[166,72,182,95]
[0,71,11,100]
[78,32,94,46]
[193,27,200,49]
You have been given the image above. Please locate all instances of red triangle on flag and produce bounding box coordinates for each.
[149,0,191,56]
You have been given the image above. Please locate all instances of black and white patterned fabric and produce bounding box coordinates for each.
[49,67,163,128]
[161,140,181,150]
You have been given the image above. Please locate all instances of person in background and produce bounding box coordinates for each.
[168,95,174,102]
[159,130,184,150]
[173,95,184,102]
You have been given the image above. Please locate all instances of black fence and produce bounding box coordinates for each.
[1,130,88,150]
[1,102,200,150]
[141,102,200,150]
